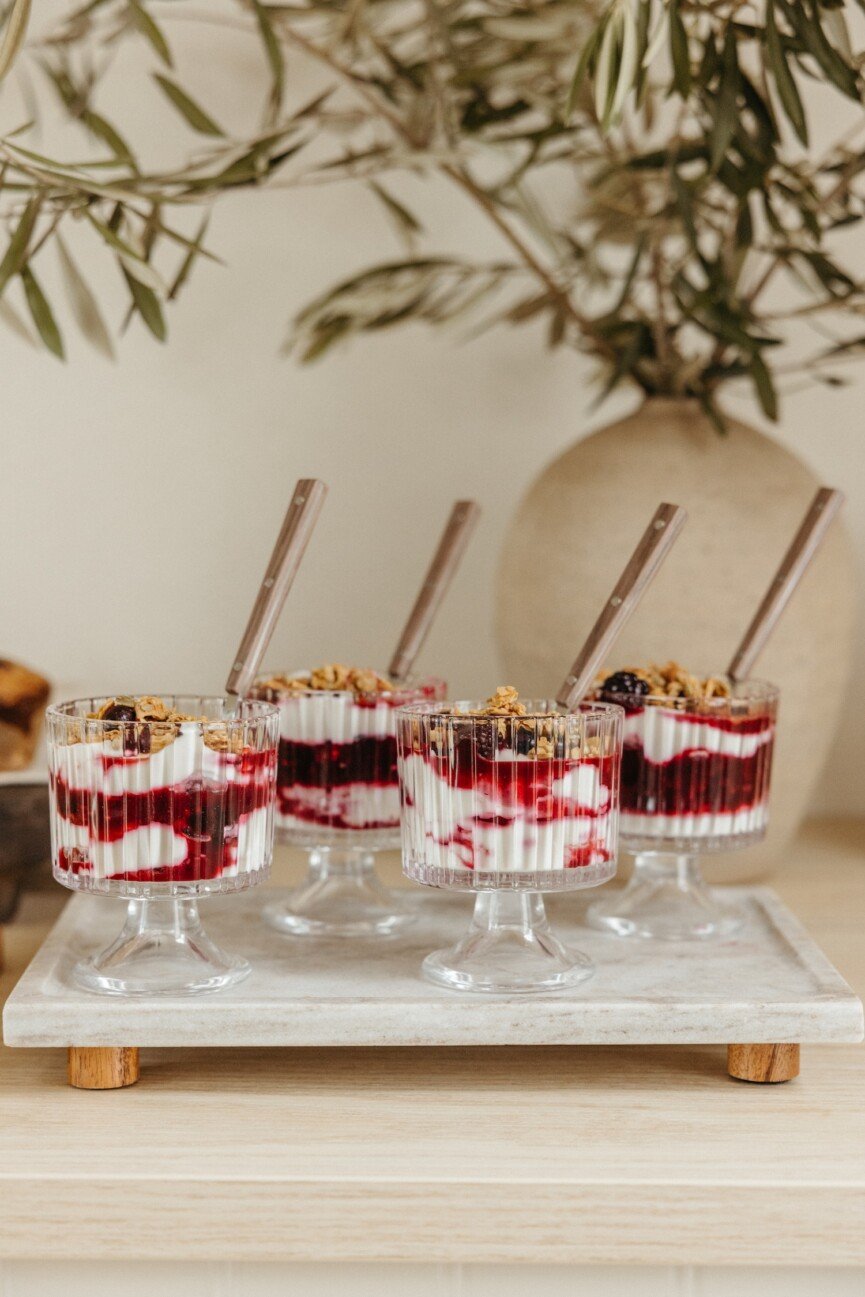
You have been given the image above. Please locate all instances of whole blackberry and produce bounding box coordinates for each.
[599,671,650,703]
[101,701,149,753]
[101,703,137,724]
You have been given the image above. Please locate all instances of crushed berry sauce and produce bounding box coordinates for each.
[53,746,276,883]
[620,738,774,816]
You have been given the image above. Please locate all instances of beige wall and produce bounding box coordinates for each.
[2,6,863,814]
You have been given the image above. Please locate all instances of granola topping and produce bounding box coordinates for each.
[438,689,594,760]
[258,664,395,696]
[474,685,527,717]
[596,661,732,704]
[465,687,560,719]
[63,696,235,754]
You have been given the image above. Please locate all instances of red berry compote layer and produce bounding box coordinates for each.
[398,687,621,886]
[253,666,445,840]
[594,664,777,849]
[49,696,277,889]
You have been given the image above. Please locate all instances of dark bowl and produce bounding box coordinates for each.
[0,782,51,923]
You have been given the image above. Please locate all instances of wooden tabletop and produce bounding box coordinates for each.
[1,819,863,1266]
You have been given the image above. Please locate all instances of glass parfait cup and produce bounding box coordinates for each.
[586,680,778,941]
[47,696,278,995]
[397,699,623,993]
[253,675,446,937]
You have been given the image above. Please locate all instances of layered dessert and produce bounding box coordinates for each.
[397,686,621,883]
[594,663,777,847]
[254,665,444,840]
[48,695,277,888]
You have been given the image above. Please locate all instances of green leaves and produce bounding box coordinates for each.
[783,0,859,100]
[765,1,808,145]
[128,1,172,68]
[122,266,166,341]
[566,21,604,120]
[0,0,863,429]
[0,0,31,84]
[86,214,167,295]
[168,215,210,301]
[21,266,64,359]
[252,1,285,113]
[668,1,691,98]
[0,196,41,299]
[569,1,642,131]
[369,182,422,245]
[153,74,223,136]
[56,233,115,359]
[749,352,778,420]
[709,27,739,172]
[288,259,516,362]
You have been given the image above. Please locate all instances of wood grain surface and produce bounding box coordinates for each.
[1,819,863,1265]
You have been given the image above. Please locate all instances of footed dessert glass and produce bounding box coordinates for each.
[47,696,278,995]
[586,680,778,941]
[397,699,623,993]
[253,674,446,937]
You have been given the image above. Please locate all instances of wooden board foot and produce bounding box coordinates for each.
[727,1043,800,1083]
[67,1046,140,1090]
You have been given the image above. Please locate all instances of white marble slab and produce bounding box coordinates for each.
[4,886,863,1048]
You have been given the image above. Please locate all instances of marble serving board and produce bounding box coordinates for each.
[4,886,863,1049]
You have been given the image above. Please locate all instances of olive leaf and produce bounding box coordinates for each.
[765,1,808,146]
[709,27,739,172]
[121,264,166,341]
[0,294,36,347]
[369,181,423,244]
[252,1,285,113]
[86,214,167,295]
[0,0,32,84]
[669,1,691,98]
[168,214,210,301]
[0,195,41,299]
[56,232,115,359]
[153,74,223,136]
[128,1,172,69]
[750,352,778,420]
[20,265,64,358]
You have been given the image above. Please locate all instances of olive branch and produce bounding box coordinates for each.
[1,0,865,427]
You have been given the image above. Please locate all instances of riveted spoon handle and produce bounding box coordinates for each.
[727,486,844,683]
[389,500,480,682]
[556,502,687,711]
[226,478,328,698]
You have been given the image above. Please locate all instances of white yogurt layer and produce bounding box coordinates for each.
[622,707,774,763]
[274,687,400,744]
[277,783,401,834]
[620,805,769,842]
[49,724,271,882]
[398,751,616,876]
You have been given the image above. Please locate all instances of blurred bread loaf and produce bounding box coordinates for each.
[0,660,50,771]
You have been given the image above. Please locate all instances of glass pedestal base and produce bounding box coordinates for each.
[265,847,413,937]
[586,852,743,941]
[71,897,251,996]
[422,892,594,994]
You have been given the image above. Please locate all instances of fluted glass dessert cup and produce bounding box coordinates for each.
[586,680,778,941]
[252,675,446,937]
[47,696,278,995]
[397,699,623,993]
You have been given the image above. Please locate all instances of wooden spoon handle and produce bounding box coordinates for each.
[556,502,687,711]
[727,486,844,683]
[226,478,328,697]
[388,500,480,682]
